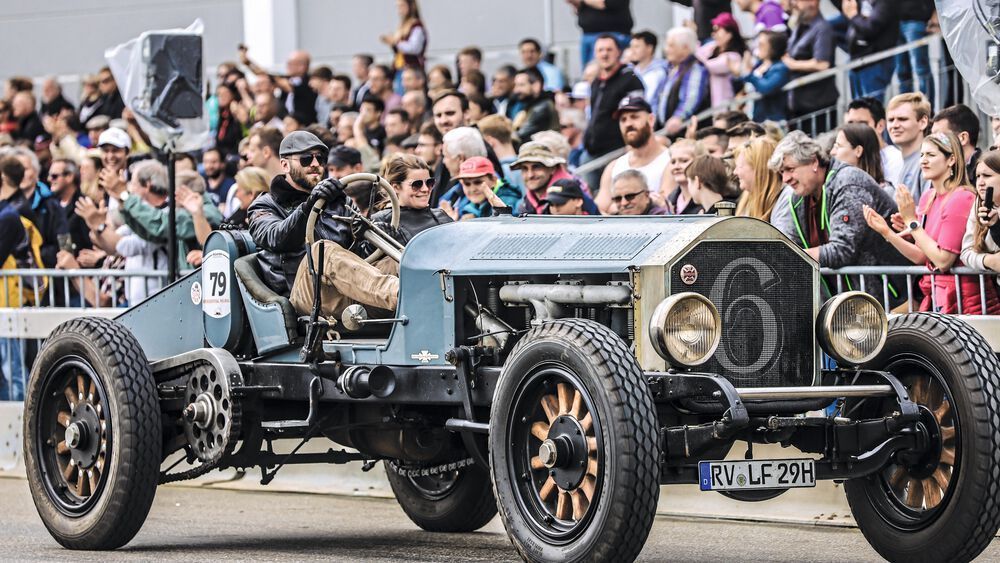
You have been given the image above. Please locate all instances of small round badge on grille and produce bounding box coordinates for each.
[680,264,698,285]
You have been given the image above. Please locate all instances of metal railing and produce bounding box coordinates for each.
[819,265,1000,315]
[576,33,958,177]
[0,269,170,309]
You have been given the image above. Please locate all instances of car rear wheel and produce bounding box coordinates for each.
[845,313,1000,563]
[23,317,161,550]
[490,319,659,563]
[384,460,497,532]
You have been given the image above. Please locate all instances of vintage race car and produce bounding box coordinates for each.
[23,175,1000,562]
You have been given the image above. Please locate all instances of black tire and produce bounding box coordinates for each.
[845,313,1000,563]
[490,319,660,563]
[384,461,498,532]
[23,317,161,550]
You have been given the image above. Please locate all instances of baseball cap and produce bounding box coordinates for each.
[279,130,328,157]
[711,12,740,32]
[97,127,131,150]
[453,156,497,181]
[327,145,362,167]
[511,141,566,169]
[613,92,653,119]
[570,81,590,101]
[543,178,585,205]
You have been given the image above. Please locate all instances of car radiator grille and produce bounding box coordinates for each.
[668,241,815,387]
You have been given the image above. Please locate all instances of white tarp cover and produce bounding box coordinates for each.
[937,0,1000,115]
[104,19,208,153]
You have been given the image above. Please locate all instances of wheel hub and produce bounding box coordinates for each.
[67,402,102,469]
[184,394,216,429]
[545,416,589,490]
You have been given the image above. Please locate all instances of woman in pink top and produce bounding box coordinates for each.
[864,131,1000,314]
[695,12,747,108]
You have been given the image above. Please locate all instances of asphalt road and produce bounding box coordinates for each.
[3,477,999,562]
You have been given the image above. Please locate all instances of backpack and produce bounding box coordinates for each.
[1,216,47,307]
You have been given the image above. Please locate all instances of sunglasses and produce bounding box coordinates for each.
[611,191,645,204]
[295,153,326,167]
[405,178,436,190]
[48,171,73,180]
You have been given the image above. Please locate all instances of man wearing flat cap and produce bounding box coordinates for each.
[247,131,398,316]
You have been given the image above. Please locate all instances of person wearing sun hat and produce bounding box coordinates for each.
[439,156,522,220]
[510,141,599,215]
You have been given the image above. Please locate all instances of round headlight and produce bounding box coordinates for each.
[817,291,887,366]
[649,293,721,367]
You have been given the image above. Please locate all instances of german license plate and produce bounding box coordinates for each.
[699,459,816,491]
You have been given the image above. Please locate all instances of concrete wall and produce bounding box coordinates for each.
[0,0,680,103]
[0,0,243,87]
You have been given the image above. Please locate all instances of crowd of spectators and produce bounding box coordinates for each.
[0,0,996,400]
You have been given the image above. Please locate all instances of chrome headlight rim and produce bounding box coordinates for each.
[817,291,888,366]
[649,292,722,367]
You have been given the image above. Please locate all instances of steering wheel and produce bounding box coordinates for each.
[305,173,401,264]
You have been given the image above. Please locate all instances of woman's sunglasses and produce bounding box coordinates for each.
[405,178,436,190]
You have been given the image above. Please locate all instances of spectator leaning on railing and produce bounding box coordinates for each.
[864,132,1000,314]
[732,136,793,235]
[962,150,1000,274]
[770,130,907,304]
[830,123,887,189]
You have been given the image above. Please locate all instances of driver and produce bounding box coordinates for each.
[247,131,399,319]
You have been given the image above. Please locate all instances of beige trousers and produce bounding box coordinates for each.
[289,241,399,319]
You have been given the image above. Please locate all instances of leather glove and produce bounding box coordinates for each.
[305,178,345,210]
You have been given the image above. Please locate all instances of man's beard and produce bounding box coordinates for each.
[206,169,224,180]
[624,124,652,148]
[289,166,322,190]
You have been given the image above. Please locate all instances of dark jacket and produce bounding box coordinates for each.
[5,185,68,269]
[898,0,935,22]
[0,200,24,266]
[247,175,355,295]
[513,95,558,141]
[787,15,838,115]
[577,0,633,34]
[845,0,898,59]
[787,161,908,303]
[281,76,318,126]
[61,189,92,256]
[15,112,46,142]
[584,64,644,158]
[371,206,452,246]
[87,91,125,123]
[41,94,74,117]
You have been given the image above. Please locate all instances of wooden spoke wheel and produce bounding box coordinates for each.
[846,314,1000,563]
[24,317,160,550]
[880,372,956,514]
[36,359,111,512]
[490,319,659,563]
[512,373,603,534]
